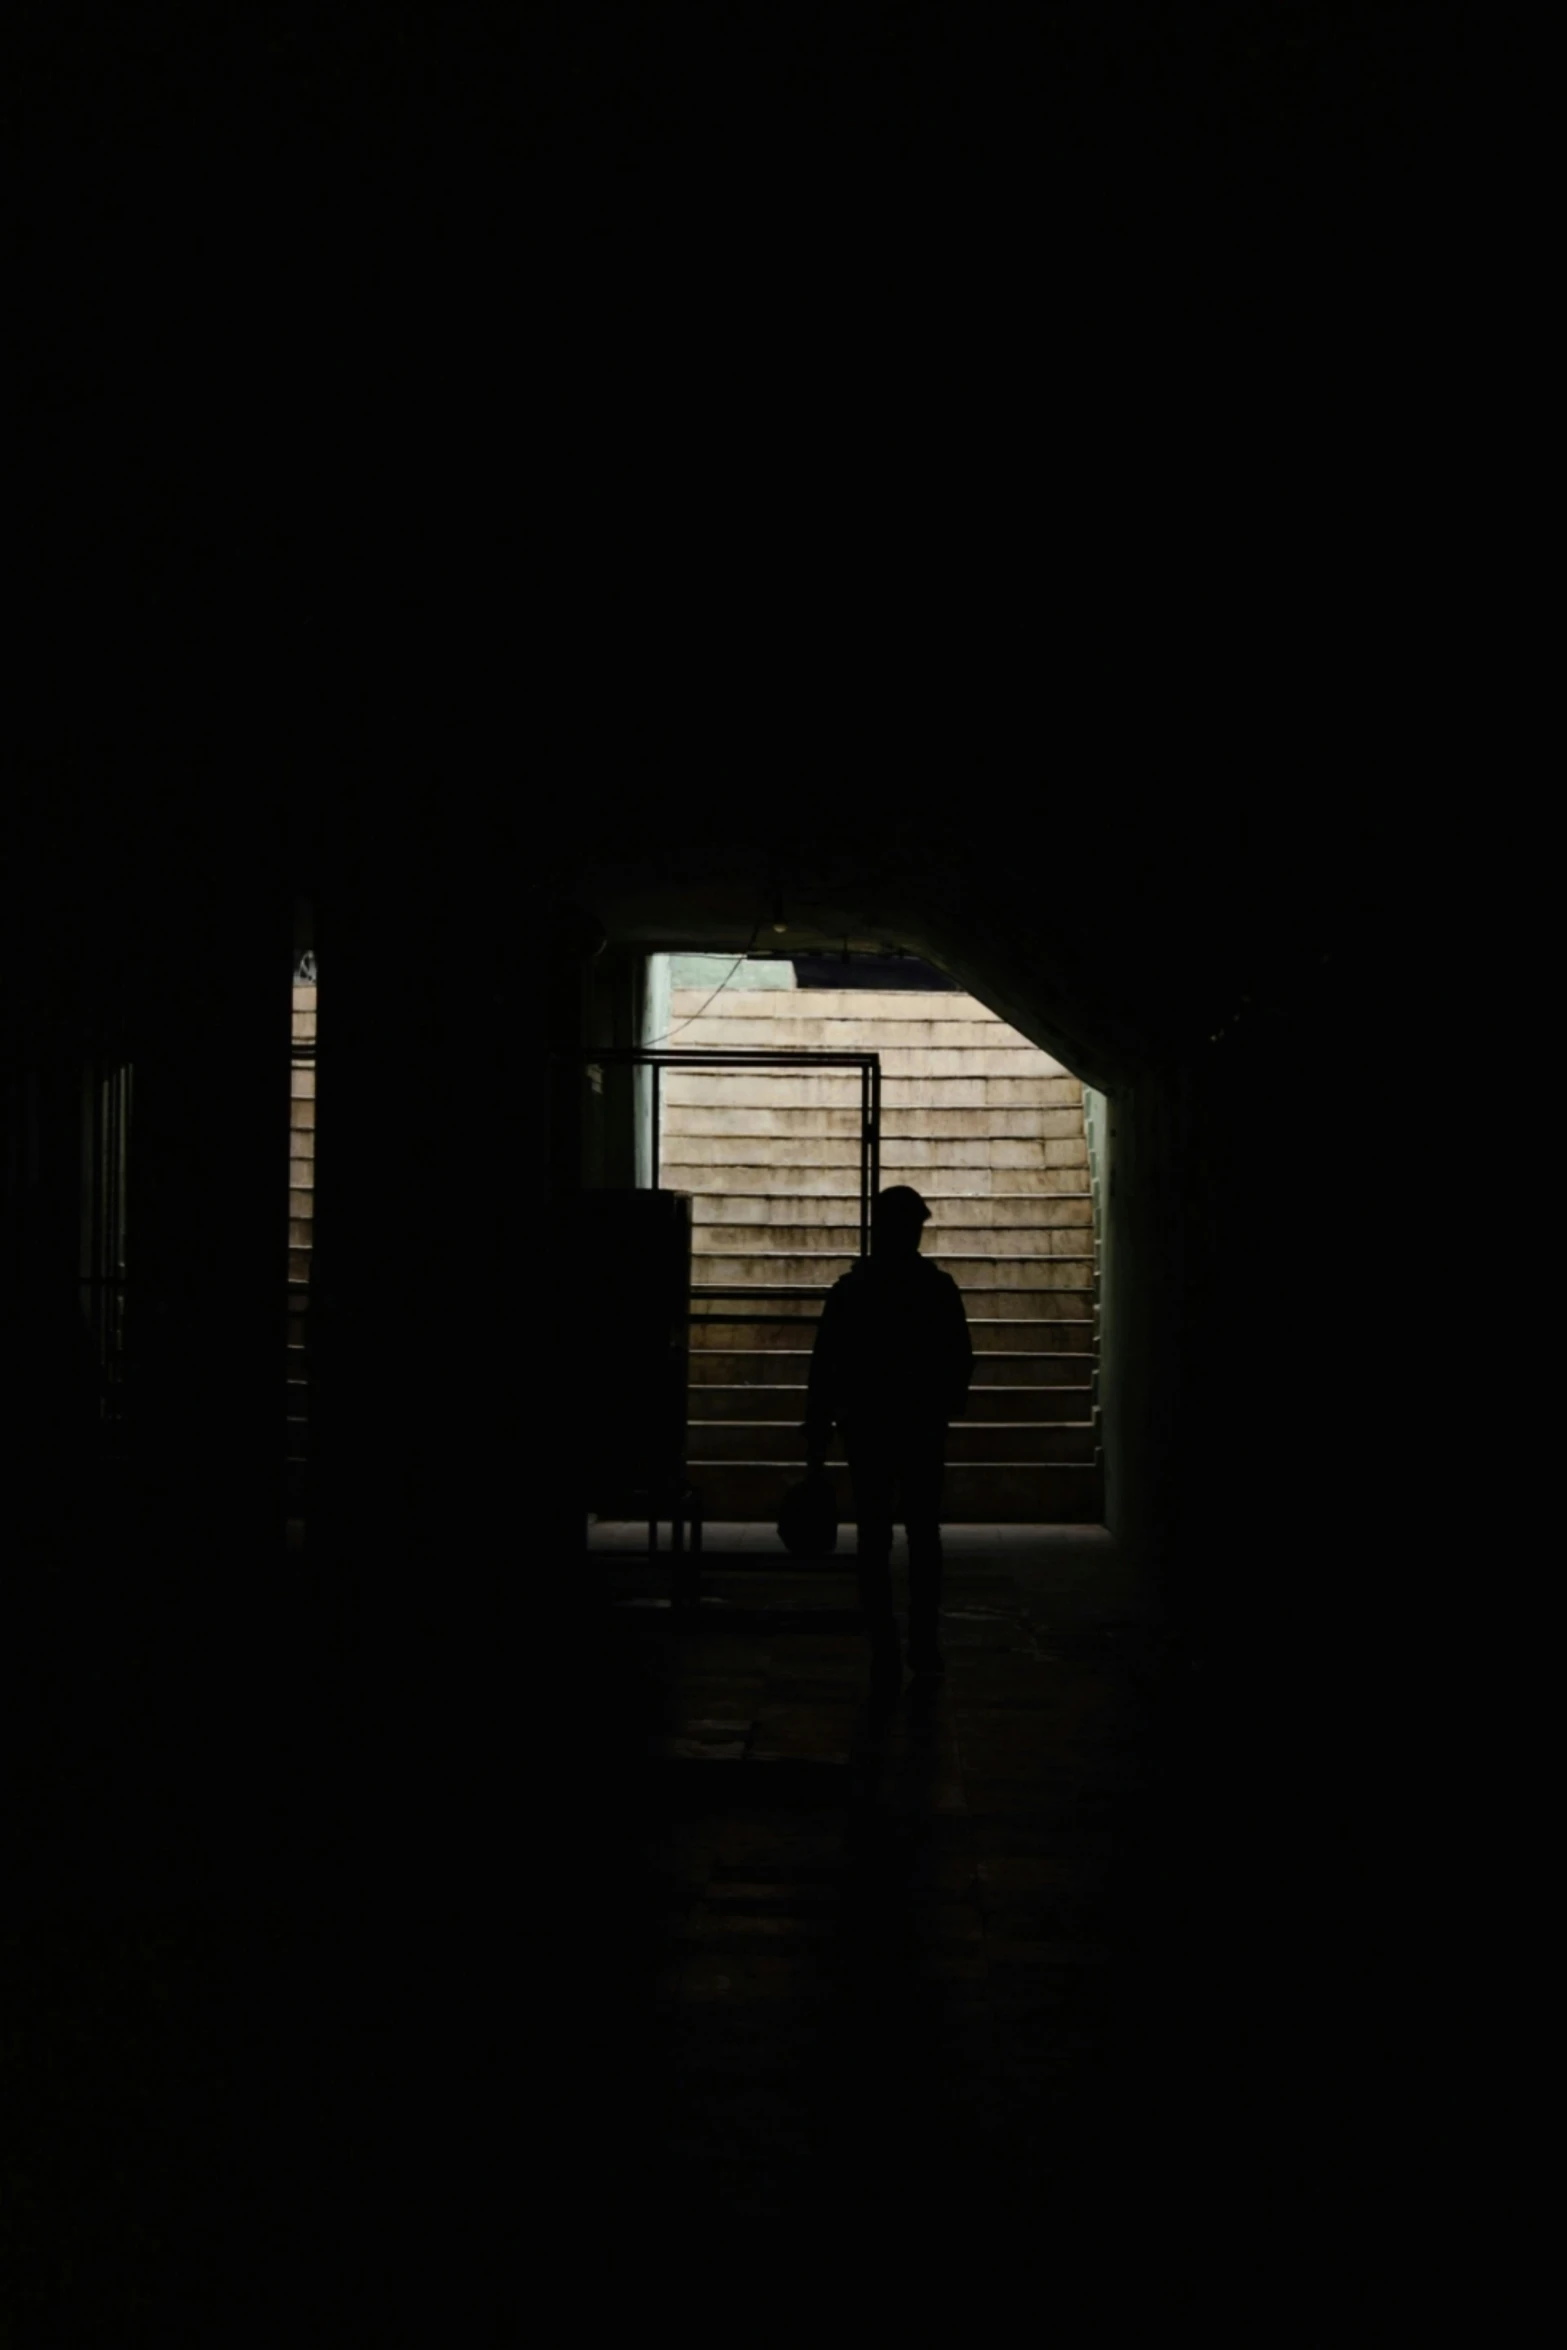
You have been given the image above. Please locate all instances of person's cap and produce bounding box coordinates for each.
[873,1184,931,1224]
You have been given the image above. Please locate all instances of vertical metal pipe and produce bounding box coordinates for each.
[651,1058,662,1193]
[869,1053,881,1220]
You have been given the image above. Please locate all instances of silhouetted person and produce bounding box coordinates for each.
[804,1184,973,1678]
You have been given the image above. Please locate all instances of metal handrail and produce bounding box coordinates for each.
[551,1049,879,1064]
[692,1283,835,1297]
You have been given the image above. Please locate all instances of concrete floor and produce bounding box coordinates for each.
[9,1521,1332,2323]
[591,1524,1177,2274]
[591,1517,1159,1625]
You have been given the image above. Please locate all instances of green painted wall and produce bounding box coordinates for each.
[668,954,797,990]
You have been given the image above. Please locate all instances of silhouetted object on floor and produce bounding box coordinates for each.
[804,1185,973,1675]
[575,1189,697,1564]
[776,1465,840,1557]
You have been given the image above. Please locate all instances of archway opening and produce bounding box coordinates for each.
[581,935,1112,1576]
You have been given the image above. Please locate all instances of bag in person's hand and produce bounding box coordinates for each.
[776,1468,839,1558]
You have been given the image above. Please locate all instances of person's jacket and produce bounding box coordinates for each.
[804,1251,973,1439]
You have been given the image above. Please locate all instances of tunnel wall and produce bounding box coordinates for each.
[0,770,1435,2299]
[4,795,1355,1675]
[1081,1086,1119,1536]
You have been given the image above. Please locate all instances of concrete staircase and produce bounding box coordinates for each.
[663,983,1101,1523]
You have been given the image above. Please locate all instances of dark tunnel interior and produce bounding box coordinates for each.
[3,9,1490,2333]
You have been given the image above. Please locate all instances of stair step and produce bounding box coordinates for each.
[693,1251,1095,1292]
[669,987,1002,1023]
[688,1349,1097,1386]
[667,1063,1082,1098]
[694,1223,1092,1257]
[670,1041,1077,1082]
[665,1096,1088,1134]
[689,1383,1094,1423]
[665,1015,1070,1063]
[664,1133,1089,1167]
[688,1421,1097,1465]
[663,1107,1086,1140]
[685,1460,1103,1525]
[964,1319,1096,1350]
[663,1160,1092,1195]
[689,1314,1096,1349]
[689,1308,825,1344]
[687,1193,1093,1226]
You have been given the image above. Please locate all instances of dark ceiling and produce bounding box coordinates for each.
[7,9,1440,1087]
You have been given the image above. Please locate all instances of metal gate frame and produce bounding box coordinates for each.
[565,1046,882,1327]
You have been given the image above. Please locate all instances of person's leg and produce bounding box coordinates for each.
[846,1427,899,1664]
[903,1427,948,1670]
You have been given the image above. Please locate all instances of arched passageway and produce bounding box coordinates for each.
[291,791,1393,2264]
[5,761,1403,2315]
[3,0,1454,2313]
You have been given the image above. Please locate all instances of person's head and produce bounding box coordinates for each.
[871,1184,930,1256]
